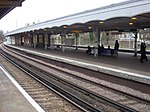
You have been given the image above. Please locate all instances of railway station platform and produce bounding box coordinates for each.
[0,65,44,112]
[4,44,150,84]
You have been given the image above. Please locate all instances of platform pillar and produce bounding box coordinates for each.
[75,33,79,50]
[38,34,44,48]
[33,35,37,48]
[134,32,138,57]
[10,36,13,44]
[15,36,19,45]
[29,34,33,47]
[61,30,66,52]
[44,33,49,50]
[47,33,51,47]
[95,26,100,46]
[93,26,100,57]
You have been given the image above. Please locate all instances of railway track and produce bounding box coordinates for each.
[0,51,84,112]
[1,45,150,111]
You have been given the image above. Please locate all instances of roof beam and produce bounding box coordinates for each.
[0,1,22,8]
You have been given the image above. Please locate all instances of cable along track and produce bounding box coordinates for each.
[1,45,150,112]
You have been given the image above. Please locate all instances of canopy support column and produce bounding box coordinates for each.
[94,26,100,46]
[15,36,18,45]
[134,32,138,57]
[44,33,49,50]
[75,33,79,50]
[48,33,51,47]
[33,34,37,48]
[61,30,66,52]
[10,36,13,44]
[94,26,100,57]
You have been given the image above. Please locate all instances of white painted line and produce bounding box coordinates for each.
[0,66,45,112]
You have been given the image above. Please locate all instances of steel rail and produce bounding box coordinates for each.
[3,45,150,104]
[0,50,101,112]
[0,48,139,112]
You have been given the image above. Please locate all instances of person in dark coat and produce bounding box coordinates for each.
[98,44,104,55]
[114,40,119,56]
[86,45,92,55]
[140,42,148,63]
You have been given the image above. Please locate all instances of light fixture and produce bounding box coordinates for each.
[63,26,67,28]
[99,21,104,24]
[131,17,137,20]
[88,27,92,29]
[129,22,133,25]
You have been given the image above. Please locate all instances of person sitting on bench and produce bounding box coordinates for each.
[98,44,104,55]
[86,46,92,55]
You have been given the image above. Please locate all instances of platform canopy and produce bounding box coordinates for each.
[0,0,25,19]
[6,0,150,36]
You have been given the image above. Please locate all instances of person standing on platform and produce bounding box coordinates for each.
[114,40,119,56]
[140,42,148,63]
[98,44,104,55]
[98,45,101,56]
[107,46,111,55]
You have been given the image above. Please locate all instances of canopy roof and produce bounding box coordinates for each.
[6,0,150,36]
[0,0,25,19]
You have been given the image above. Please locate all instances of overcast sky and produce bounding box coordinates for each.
[0,0,127,33]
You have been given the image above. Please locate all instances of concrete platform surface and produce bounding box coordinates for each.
[0,65,44,112]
